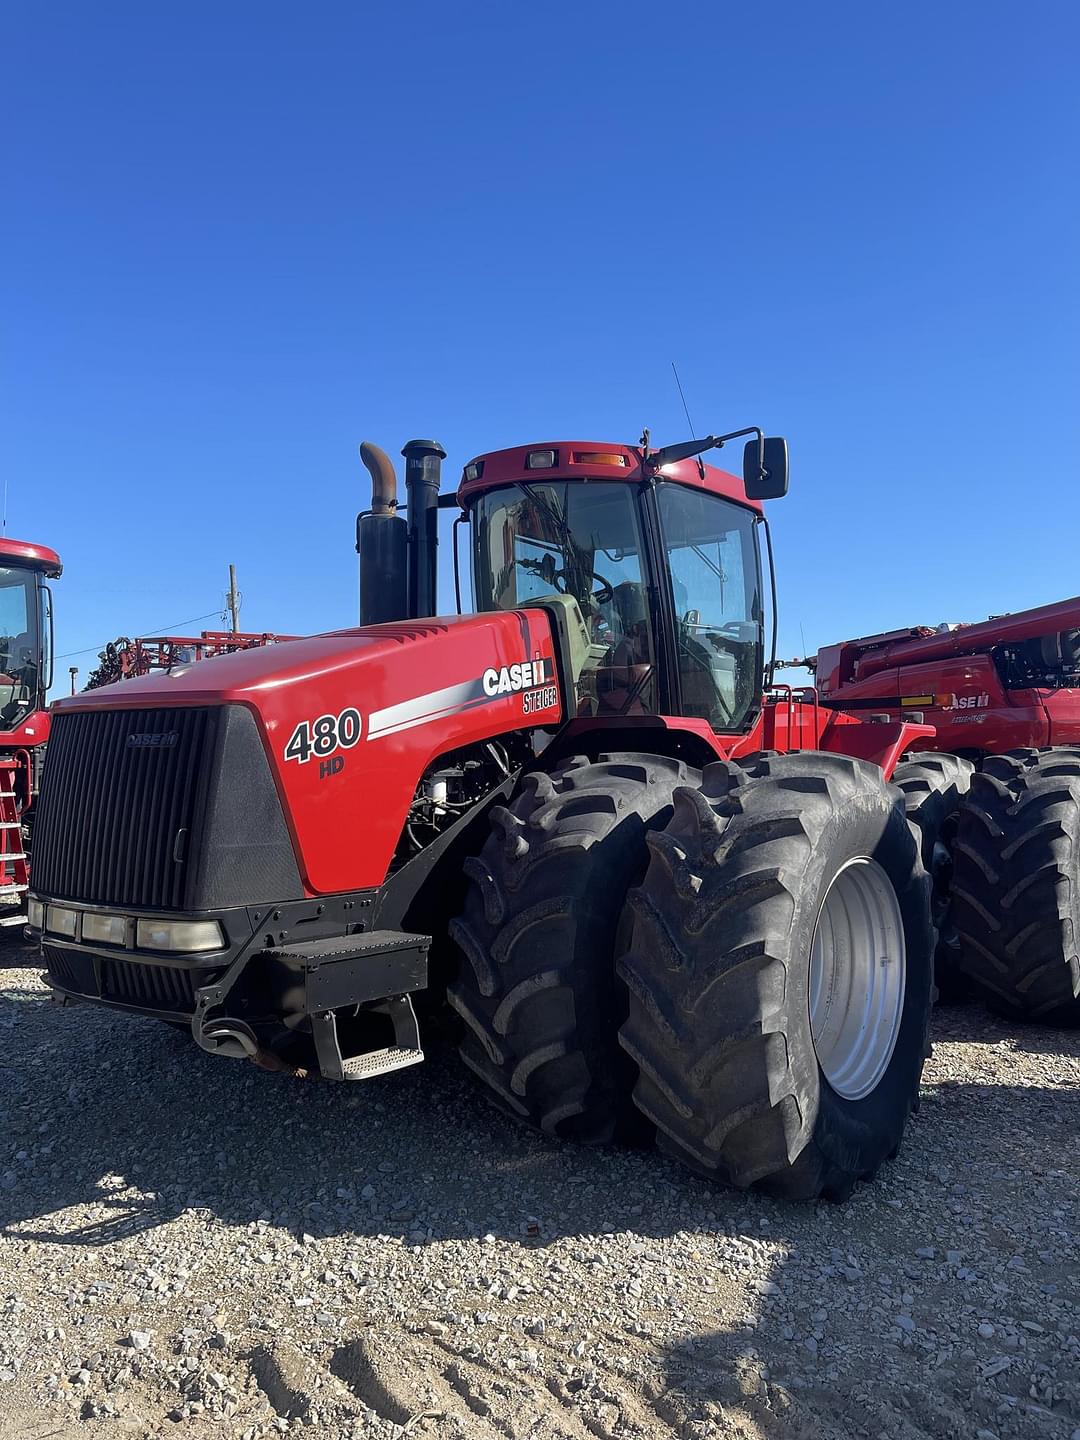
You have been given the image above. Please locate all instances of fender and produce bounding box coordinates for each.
[819,715,936,781]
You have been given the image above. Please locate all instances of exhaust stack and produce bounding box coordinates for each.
[357,442,409,625]
[402,439,446,620]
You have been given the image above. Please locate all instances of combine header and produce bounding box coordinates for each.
[28,425,942,1200]
[118,630,297,678]
[800,597,1080,1023]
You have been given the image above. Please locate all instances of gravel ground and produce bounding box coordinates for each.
[1,938,1077,1440]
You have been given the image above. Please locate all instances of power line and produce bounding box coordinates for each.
[56,609,222,660]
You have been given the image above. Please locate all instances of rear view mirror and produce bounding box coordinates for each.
[743,436,789,500]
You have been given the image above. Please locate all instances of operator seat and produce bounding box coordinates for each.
[595,582,652,715]
[0,632,35,725]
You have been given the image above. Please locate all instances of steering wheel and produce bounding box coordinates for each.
[552,565,616,609]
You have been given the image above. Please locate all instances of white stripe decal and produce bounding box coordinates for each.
[367,679,488,741]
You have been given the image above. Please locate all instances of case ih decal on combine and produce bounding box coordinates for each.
[31,425,947,1202]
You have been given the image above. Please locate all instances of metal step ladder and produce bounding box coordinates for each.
[0,761,28,915]
[310,995,425,1082]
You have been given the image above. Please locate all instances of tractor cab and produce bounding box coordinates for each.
[462,443,773,733]
[0,538,60,745]
[357,428,788,744]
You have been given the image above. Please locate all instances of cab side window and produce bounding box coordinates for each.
[657,486,763,732]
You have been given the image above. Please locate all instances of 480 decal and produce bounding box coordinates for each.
[283,707,362,764]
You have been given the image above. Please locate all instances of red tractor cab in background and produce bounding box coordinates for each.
[0,537,61,914]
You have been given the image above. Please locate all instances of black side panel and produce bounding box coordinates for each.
[186,705,303,909]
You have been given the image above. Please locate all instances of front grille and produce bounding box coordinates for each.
[43,944,96,996]
[43,942,205,1014]
[100,957,200,1012]
[31,707,217,909]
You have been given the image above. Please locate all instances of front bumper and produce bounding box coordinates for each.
[32,892,431,1081]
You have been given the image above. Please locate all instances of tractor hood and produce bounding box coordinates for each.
[51,611,561,894]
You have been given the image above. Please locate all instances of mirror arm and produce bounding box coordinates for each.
[646,426,763,473]
[452,511,469,614]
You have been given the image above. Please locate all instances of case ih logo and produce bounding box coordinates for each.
[482,659,554,696]
[946,692,990,711]
[127,731,179,748]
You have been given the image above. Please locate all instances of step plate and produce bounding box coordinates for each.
[340,1046,424,1080]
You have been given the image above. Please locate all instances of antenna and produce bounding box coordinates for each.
[671,361,696,436]
[671,362,705,477]
[2,476,6,535]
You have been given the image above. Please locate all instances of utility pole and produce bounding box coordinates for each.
[227,564,241,634]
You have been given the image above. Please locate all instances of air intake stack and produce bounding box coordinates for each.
[402,439,446,620]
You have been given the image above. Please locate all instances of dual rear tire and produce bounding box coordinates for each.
[952,748,1080,1024]
[446,753,698,1144]
[450,750,934,1199]
[890,752,975,1001]
[618,752,933,1200]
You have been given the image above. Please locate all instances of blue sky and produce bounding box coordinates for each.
[4,2,1078,690]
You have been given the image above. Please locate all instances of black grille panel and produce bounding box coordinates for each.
[43,945,96,996]
[32,707,217,909]
[100,957,200,1012]
[43,942,205,1014]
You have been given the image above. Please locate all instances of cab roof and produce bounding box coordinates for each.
[456,441,762,513]
[0,538,62,577]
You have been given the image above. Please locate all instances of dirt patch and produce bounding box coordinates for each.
[0,949,1077,1439]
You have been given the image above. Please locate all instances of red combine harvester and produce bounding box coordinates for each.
[118,630,297,678]
[29,427,943,1200]
[0,537,61,919]
[798,598,1080,1022]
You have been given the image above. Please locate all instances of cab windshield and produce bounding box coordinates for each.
[473,482,658,717]
[0,566,43,729]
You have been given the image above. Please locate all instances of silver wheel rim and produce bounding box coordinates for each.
[808,856,906,1101]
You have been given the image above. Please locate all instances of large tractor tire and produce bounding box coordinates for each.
[617,752,934,1201]
[447,753,699,1144]
[952,748,1080,1024]
[890,751,975,1002]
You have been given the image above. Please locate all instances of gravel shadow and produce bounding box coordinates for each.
[1,967,753,1250]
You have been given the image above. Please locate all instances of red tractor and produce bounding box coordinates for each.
[29,429,940,1200]
[799,598,1080,1022]
[0,537,62,918]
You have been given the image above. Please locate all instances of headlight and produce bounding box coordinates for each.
[136,918,225,953]
[27,898,44,931]
[82,912,128,946]
[46,905,79,938]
